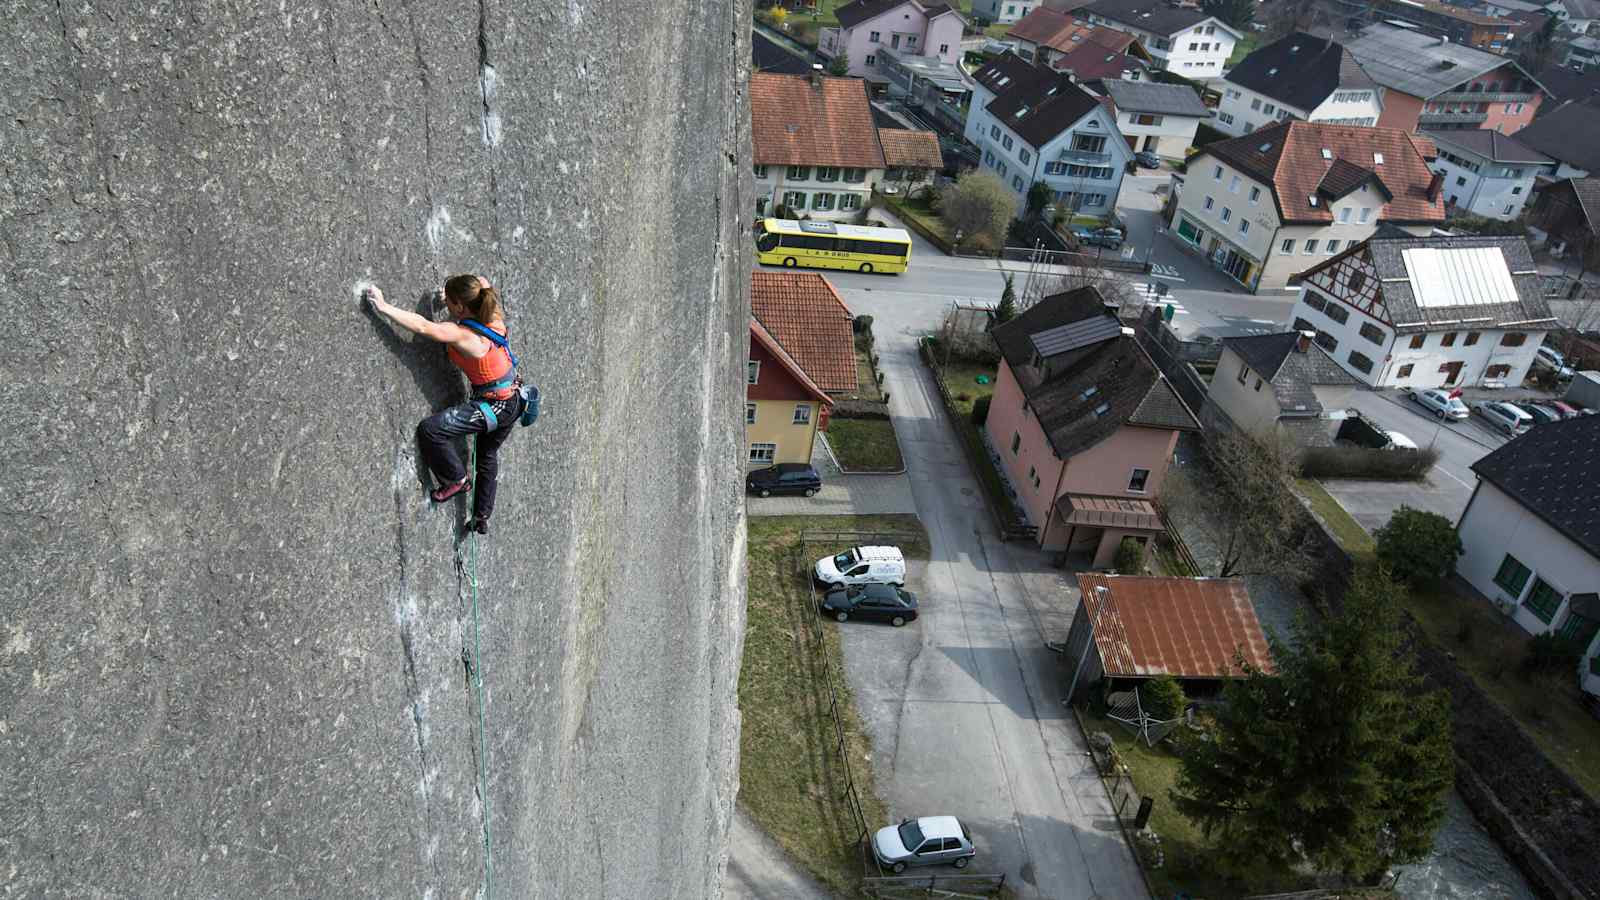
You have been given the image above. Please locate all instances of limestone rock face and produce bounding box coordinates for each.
[0,2,750,896]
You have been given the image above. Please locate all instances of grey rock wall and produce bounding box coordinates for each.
[0,1,750,897]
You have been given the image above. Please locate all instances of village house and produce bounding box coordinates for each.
[746,271,858,466]
[1005,6,1144,68]
[817,0,966,81]
[1170,121,1445,292]
[1077,0,1241,78]
[1514,96,1600,179]
[985,287,1201,566]
[1529,176,1600,263]
[973,0,1044,24]
[1214,33,1383,137]
[1369,0,1521,52]
[1100,79,1210,159]
[1203,331,1362,446]
[1344,24,1549,134]
[1285,229,1556,388]
[1424,128,1554,220]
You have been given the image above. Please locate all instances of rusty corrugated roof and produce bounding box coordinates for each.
[1076,574,1276,679]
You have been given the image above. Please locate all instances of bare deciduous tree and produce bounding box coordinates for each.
[939,171,1013,249]
[1165,430,1318,579]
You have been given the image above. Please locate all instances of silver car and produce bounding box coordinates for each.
[1475,400,1532,436]
[872,816,976,873]
[1409,388,1469,421]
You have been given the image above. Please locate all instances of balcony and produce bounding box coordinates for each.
[1433,91,1537,103]
[818,27,841,55]
[1419,111,1489,125]
[1057,148,1112,164]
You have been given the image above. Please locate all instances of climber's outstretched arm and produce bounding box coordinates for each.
[365,286,475,350]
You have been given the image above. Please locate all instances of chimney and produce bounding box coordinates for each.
[810,62,823,88]
[1297,330,1315,353]
[1427,170,1444,201]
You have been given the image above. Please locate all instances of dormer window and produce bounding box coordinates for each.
[1309,194,1319,207]
[1081,386,1100,401]
[1321,148,1333,160]
[1373,152,1385,165]
[1093,402,1112,417]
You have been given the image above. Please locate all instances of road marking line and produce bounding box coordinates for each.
[1434,466,1473,489]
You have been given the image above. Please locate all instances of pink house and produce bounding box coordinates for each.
[986,288,1200,567]
[819,0,967,81]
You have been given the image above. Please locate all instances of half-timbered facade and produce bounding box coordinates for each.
[1285,229,1557,388]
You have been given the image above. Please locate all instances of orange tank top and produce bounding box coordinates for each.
[447,321,516,400]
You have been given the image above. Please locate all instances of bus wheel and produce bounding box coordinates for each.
[783,257,797,267]
[859,263,873,273]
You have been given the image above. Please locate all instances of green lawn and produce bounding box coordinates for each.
[1293,478,1600,802]
[1079,711,1313,899]
[825,418,905,472]
[740,515,930,895]
[890,196,955,244]
[1227,31,1261,67]
[939,360,998,418]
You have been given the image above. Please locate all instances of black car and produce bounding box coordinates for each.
[820,583,919,626]
[1513,402,1562,425]
[746,463,822,497]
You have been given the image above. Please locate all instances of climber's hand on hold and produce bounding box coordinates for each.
[364,285,386,311]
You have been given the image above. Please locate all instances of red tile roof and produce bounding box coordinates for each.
[878,128,944,168]
[1050,44,1148,81]
[1008,7,1135,54]
[1077,574,1276,679]
[750,318,833,405]
[750,271,859,392]
[1199,121,1445,225]
[751,72,887,169]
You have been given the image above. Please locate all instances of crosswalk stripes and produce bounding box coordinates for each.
[1129,281,1187,314]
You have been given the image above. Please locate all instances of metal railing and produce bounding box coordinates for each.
[861,873,1008,897]
[1433,90,1538,103]
[1419,111,1489,124]
[1056,148,1112,164]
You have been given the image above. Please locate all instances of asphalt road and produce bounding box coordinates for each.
[823,278,1147,900]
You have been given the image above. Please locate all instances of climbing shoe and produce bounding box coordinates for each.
[465,516,489,536]
[430,477,470,503]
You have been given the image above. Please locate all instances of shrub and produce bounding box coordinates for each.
[971,395,992,425]
[1114,537,1146,575]
[1374,505,1463,586]
[1520,632,1583,681]
[831,399,890,420]
[853,314,874,335]
[1299,445,1439,479]
[956,391,971,402]
[1142,674,1187,721]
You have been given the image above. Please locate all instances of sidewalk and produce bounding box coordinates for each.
[746,436,917,517]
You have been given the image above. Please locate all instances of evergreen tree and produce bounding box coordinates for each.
[995,273,1017,324]
[1203,0,1256,30]
[1172,565,1454,878]
[828,53,850,76]
[1374,505,1463,587]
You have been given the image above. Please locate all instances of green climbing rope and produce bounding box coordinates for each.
[465,439,494,899]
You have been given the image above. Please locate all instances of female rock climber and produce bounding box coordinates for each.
[365,274,526,535]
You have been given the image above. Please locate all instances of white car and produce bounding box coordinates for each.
[1475,400,1533,436]
[1385,431,1419,451]
[1409,388,1469,421]
[1534,346,1575,380]
[814,546,906,587]
[872,816,976,873]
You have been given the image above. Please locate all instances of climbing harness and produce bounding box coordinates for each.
[460,319,541,429]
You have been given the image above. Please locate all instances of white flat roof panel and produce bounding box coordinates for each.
[1400,246,1519,309]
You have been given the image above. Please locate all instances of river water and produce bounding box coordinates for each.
[1394,792,1537,900]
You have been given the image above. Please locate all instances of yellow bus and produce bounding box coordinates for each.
[754,218,912,274]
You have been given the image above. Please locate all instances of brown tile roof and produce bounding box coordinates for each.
[878,128,943,168]
[1008,7,1136,54]
[1198,121,1445,226]
[1050,44,1148,81]
[750,318,833,405]
[750,271,859,393]
[1077,574,1276,679]
[750,72,887,169]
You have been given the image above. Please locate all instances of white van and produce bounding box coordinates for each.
[814,546,906,587]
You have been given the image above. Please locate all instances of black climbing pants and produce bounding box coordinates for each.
[417,394,522,520]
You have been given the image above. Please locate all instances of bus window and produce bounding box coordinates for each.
[757,232,779,252]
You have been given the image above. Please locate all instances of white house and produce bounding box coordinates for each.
[1078,0,1240,77]
[1456,416,1600,703]
[1203,331,1363,445]
[1425,128,1555,220]
[1555,0,1600,34]
[974,0,1043,25]
[1286,230,1557,388]
[1214,32,1383,137]
[1100,79,1211,158]
[1169,121,1445,292]
[1005,6,1145,68]
[817,0,967,81]
[751,70,887,221]
[966,53,1135,215]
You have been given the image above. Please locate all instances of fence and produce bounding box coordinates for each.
[861,872,1008,898]
[1133,316,1210,418]
[1001,242,1151,274]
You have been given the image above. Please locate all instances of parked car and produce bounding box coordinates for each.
[745,463,821,497]
[819,583,919,626]
[1513,401,1563,425]
[1547,399,1582,419]
[1408,388,1469,421]
[1534,346,1575,380]
[1386,431,1419,450]
[872,816,976,873]
[1475,400,1533,436]
[1071,225,1124,250]
[814,545,906,587]
[1134,150,1161,169]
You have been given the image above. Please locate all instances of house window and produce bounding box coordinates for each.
[1359,207,1372,223]
[1326,240,1340,254]
[1441,332,1457,347]
[1304,239,1319,254]
[1281,238,1295,254]
[788,165,811,180]
[1002,135,1014,151]
[1504,204,1515,216]
[1456,175,1467,187]
[1304,293,1326,312]
[1493,553,1533,598]
[815,166,839,182]
[783,191,807,209]
[1501,332,1527,347]
[1251,98,1262,111]
[1213,165,1223,180]
[1237,360,1250,384]
[865,54,876,66]
[1220,112,1235,124]
[1323,303,1349,325]
[1294,317,1315,332]
[1221,207,1232,222]
[793,404,812,425]
[940,43,949,54]
[749,442,777,464]
[1239,219,1250,235]
[1348,351,1375,373]
[747,360,760,384]
[1255,377,1264,391]
[907,35,917,48]
[754,164,768,178]
[1010,431,1021,454]
[1204,196,1215,211]
[991,125,1002,139]
[1409,334,1425,349]
[746,403,757,424]
[844,168,865,183]
[1397,363,1414,377]
[1134,113,1164,126]
[984,150,995,166]
[1020,148,1031,164]
[1229,175,1240,193]
[811,192,836,211]
[1263,103,1275,115]
[1013,176,1024,191]
[1359,322,1385,344]
[840,194,862,210]
[997,161,1007,177]
[1249,186,1261,204]
[1524,578,1563,624]
[1189,42,1199,50]
[1339,207,1352,223]
[1350,271,1366,293]
[1464,331,1480,346]
[1128,468,1150,492]
[869,30,881,42]
[1486,364,1512,379]
[1315,331,1339,351]
[1558,607,1600,647]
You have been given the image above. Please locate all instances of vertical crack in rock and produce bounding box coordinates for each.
[452,539,491,891]
[399,0,439,265]
[475,0,505,264]
[392,450,445,893]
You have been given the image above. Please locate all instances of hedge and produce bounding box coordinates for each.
[1299,445,1440,480]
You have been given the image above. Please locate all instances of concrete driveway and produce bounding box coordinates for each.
[825,284,1147,900]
